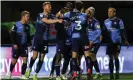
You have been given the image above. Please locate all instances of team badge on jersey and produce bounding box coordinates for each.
[40,14,43,18]
[97,25,100,29]
[114,22,117,24]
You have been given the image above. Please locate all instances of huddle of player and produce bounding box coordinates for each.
[5,1,129,80]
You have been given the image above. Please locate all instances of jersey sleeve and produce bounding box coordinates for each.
[62,12,70,20]
[27,25,32,46]
[119,19,124,29]
[11,24,17,32]
[119,19,128,42]
[93,22,101,42]
[48,14,57,19]
[36,13,45,23]
[11,24,17,44]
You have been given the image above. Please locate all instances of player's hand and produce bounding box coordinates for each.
[14,44,18,49]
[29,46,32,52]
[125,41,129,48]
[100,36,103,41]
[56,11,62,18]
[58,19,63,23]
[89,41,94,47]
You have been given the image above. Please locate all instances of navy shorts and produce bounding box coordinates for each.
[106,43,121,55]
[72,38,89,53]
[56,39,72,56]
[89,43,100,54]
[56,40,65,53]
[32,37,48,53]
[12,44,28,59]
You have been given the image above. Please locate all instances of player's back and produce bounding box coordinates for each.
[69,12,87,38]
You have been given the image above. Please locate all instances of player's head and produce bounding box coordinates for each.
[108,7,116,18]
[43,2,51,13]
[60,2,73,14]
[85,7,95,18]
[21,11,30,23]
[75,1,84,12]
[65,2,73,11]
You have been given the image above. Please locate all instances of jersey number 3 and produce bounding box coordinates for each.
[75,21,82,30]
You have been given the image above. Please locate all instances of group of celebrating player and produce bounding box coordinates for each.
[5,1,129,80]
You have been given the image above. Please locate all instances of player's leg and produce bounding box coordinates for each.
[33,40,48,80]
[61,45,71,79]
[25,38,39,78]
[82,39,92,80]
[91,54,103,80]
[20,57,28,79]
[84,50,93,80]
[55,52,62,80]
[5,47,19,79]
[107,43,115,79]
[91,44,103,79]
[54,40,64,80]
[77,51,83,80]
[25,50,38,78]
[49,54,56,79]
[113,44,121,79]
[18,44,28,79]
[33,53,45,80]
[71,38,79,80]
[55,53,62,75]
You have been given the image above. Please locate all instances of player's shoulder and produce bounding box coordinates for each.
[15,21,21,26]
[81,13,87,16]
[38,12,45,18]
[50,14,55,17]
[104,18,110,23]
[65,12,71,15]
[93,17,99,22]
[116,17,123,22]
[49,13,56,19]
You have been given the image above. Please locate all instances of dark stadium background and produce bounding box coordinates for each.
[1,1,133,44]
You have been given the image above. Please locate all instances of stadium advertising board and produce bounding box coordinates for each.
[0,46,133,76]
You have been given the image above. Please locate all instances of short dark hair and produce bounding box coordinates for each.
[75,1,83,11]
[42,2,51,7]
[21,11,30,17]
[65,2,73,10]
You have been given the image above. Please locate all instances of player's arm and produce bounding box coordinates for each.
[42,18,62,24]
[10,25,17,44]
[26,25,33,51]
[119,19,129,46]
[37,13,62,24]
[56,12,70,20]
[10,24,18,49]
[92,22,102,42]
[27,25,32,46]
[102,21,109,42]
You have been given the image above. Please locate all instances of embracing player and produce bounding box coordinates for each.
[85,7,103,80]
[57,1,94,80]
[49,2,73,80]
[5,11,31,79]
[25,2,62,80]
[103,7,129,80]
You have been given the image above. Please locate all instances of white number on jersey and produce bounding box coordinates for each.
[75,21,82,30]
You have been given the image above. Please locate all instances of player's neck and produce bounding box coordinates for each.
[44,10,49,16]
[88,17,93,21]
[20,20,26,24]
[109,16,116,20]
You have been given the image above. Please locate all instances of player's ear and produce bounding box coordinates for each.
[114,12,116,16]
